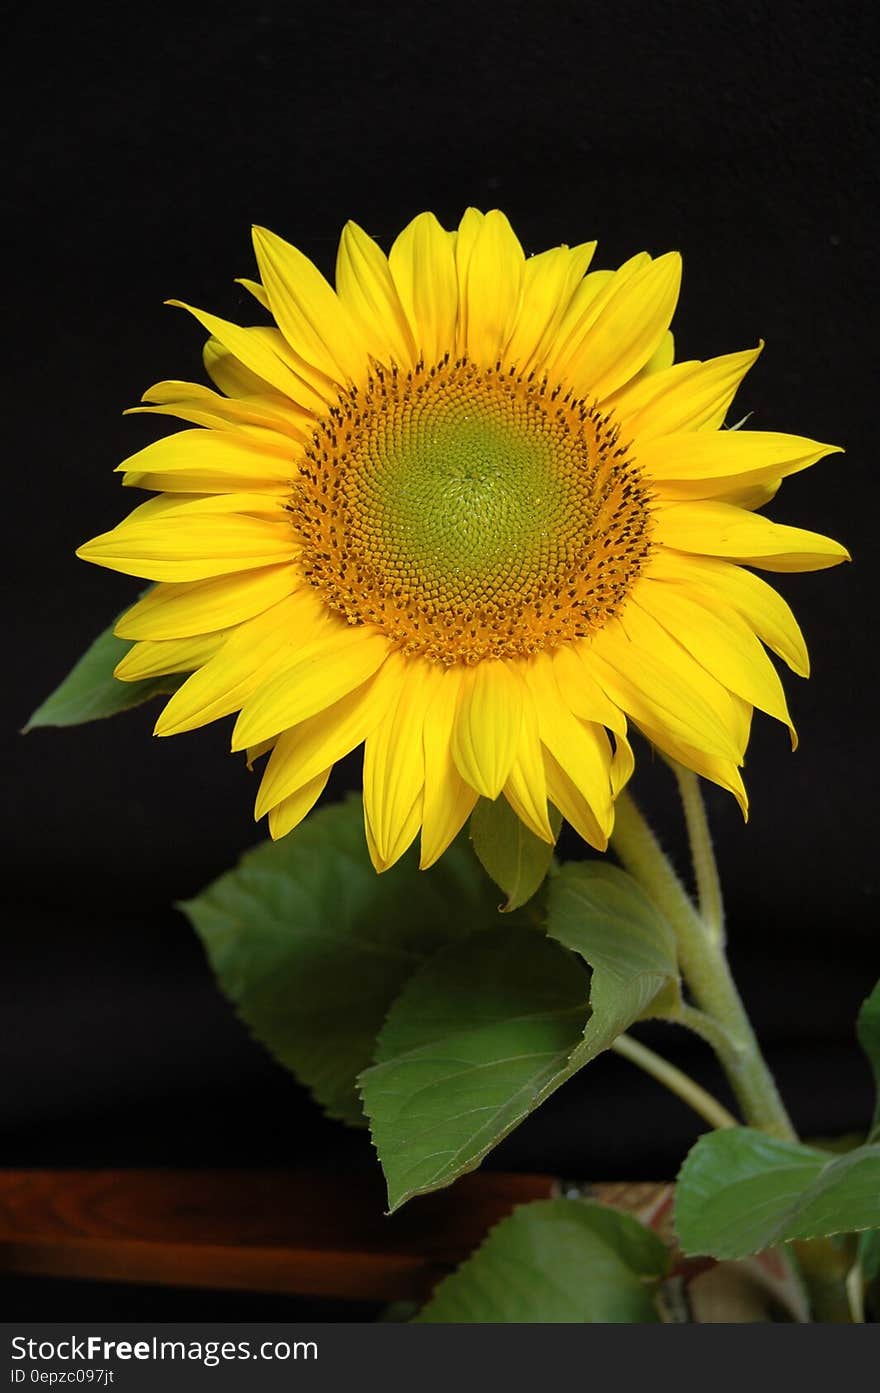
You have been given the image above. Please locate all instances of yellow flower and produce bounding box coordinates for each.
[77,210,848,871]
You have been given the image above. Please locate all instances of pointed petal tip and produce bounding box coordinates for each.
[655,248,682,279]
[250,224,287,257]
[831,539,852,564]
[365,836,394,874]
[111,655,135,682]
[152,711,172,738]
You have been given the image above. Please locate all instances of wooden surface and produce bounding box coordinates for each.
[0,1169,558,1301]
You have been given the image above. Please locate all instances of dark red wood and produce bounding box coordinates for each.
[0,1169,557,1301]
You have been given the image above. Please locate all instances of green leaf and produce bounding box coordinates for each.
[363,860,683,1211]
[546,861,682,1061]
[675,1127,880,1259]
[181,794,505,1127]
[24,598,179,730]
[859,1229,880,1284]
[857,980,880,1142]
[416,1198,668,1322]
[360,927,589,1209]
[469,797,561,912]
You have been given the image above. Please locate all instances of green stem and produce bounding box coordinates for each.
[668,1002,739,1060]
[673,763,725,945]
[611,789,797,1141]
[611,1033,739,1131]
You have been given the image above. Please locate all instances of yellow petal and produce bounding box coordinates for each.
[641,330,675,374]
[246,737,276,769]
[608,345,762,439]
[633,581,796,747]
[365,788,422,875]
[453,208,486,347]
[541,253,642,387]
[616,603,750,756]
[641,430,841,500]
[231,624,391,750]
[252,224,365,385]
[561,252,682,400]
[543,748,609,852]
[589,617,741,761]
[115,565,300,640]
[501,685,554,843]
[610,730,635,796]
[121,470,287,497]
[639,720,749,816]
[255,658,401,817]
[131,380,312,437]
[505,242,597,372]
[363,660,441,870]
[236,277,270,310]
[153,589,328,736]
[203,338,276,399]
[335,221,417,368]
[458,209,524,365]
[120,490,288,520]
[646,550,809,677]
[547,261,637,376]
[76,494,296,582]
[524,653,614,841]
[451,660,524,799]
[420,666,478,870]
[113,631,225,681]
[717,478,781,511]
[655,502,850,571]
[388,211,458,364]
[550,643,628,734]
[169,302,329,412]
[114,428,298,492]
[267,768,331,840]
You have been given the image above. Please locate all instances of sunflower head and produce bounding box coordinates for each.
[78,209,847,871]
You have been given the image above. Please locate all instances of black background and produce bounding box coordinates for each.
[3,0,878,1318]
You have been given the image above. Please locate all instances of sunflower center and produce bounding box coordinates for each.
[293,357,654,663]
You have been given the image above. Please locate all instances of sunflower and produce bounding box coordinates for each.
[77,210,847,870]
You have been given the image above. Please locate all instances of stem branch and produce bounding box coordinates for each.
[611,1033,739,1131]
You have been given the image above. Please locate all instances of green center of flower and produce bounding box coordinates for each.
[293,357,654,664]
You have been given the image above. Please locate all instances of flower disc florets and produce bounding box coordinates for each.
[294,354,654,664]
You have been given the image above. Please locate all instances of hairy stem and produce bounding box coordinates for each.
[611,789,796,1141]
[673,763,725,945]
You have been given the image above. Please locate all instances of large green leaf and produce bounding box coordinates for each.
[857,980,880,1142]
[675,1127,880,1259]
[363,859,682,1210]
[416,1198,668,1322]
[360,928,589,1209]
[181,795,505,1126]
[546,861,682,1060]
[469,797,561,912]
[24,597,179,729]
